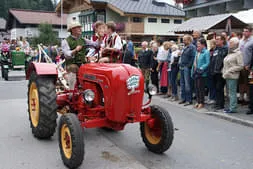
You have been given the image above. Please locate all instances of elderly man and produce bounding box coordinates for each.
[138,41,153,90]
[192,30,202,48]
[61,19,101,68]
[61,19,102,89]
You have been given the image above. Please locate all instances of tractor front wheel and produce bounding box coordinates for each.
[59,114,84,169]
[140,105,174,154]
[28,72,57,139]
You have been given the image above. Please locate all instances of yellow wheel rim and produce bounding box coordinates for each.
[61,124,72,159]
[29,82,39,127]
[144,120,162,145]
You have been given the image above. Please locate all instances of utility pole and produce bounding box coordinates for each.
[61,0,63,33]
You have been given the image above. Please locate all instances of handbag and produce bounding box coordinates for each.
[193,53,206,79]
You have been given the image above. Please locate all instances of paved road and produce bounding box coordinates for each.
[0,75,252,169]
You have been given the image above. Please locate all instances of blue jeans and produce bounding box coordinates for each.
[227,79,238,112]
[180,67,192,102]
[171,66,179,96]
[168,71,172,86]
[208,74,216,100]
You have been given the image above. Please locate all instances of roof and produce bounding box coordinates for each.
[90,0,185,16]
[169,14,247,33]
[183,0,234,11]
[234,9,253,24]
[0,18,6,30]
[9,9,67,26]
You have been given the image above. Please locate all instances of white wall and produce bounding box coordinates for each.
[144,17,184,35]
[10,27,69,40]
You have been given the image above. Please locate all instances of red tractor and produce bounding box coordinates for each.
[26,61,174,169]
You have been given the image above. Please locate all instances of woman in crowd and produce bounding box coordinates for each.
[169,44,180,101]
[207,39,217,104]
[192,38,210,109]
[150,42,159,93]
[223,37,244,113]
[157,41,171,95]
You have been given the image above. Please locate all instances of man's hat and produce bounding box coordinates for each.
[67,19,82,32]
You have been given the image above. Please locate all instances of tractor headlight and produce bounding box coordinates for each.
[83,89,95,102]
[148,85,157,96]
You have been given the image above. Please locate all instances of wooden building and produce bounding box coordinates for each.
[6,9,68,40]
[56,0,186,43]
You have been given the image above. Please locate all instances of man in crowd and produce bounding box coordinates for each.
[239,26,253,104]
[101,21,123,63]
[179,35,196,106]
[138,41,153,90]
[243,38,253,115]
[212,35,228,110]
[192,31,202,48]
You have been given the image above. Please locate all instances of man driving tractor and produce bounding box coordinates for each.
[61,19,102,67]
[61,19,102,89]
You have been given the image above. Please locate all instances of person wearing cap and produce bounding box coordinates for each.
[61,19,102,90]
[61,19,101,68]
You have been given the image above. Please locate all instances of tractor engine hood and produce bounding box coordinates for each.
[78,63,145,123]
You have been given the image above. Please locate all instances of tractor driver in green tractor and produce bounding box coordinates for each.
[61,19,102,89]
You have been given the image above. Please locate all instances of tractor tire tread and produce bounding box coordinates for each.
[140,105,174,154]
[59,114,84,169]
[28,72,57,139]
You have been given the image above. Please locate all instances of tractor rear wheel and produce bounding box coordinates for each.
[27,72,57,139]
[140,105,174,154]
[59,113,84,169]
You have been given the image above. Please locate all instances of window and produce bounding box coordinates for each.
[96,10,106,22]
[97,14,105,22]
[148,18,157,23]
[161,19,170,23]
[174,19,182,24]
[132,17,143,23]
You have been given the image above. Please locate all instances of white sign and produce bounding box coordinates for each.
[11,29,16,40]
[25,28,33,37]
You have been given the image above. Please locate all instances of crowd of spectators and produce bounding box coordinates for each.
[132,27,253,115]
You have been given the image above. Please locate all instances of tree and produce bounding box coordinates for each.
[0,0,54,19]
[32,23,59,46]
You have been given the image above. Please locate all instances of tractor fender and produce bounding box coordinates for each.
[26,62,58,80]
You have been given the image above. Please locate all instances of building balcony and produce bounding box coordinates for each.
[123,22,144,34]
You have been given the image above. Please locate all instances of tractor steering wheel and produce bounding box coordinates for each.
[85,45,101,63]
